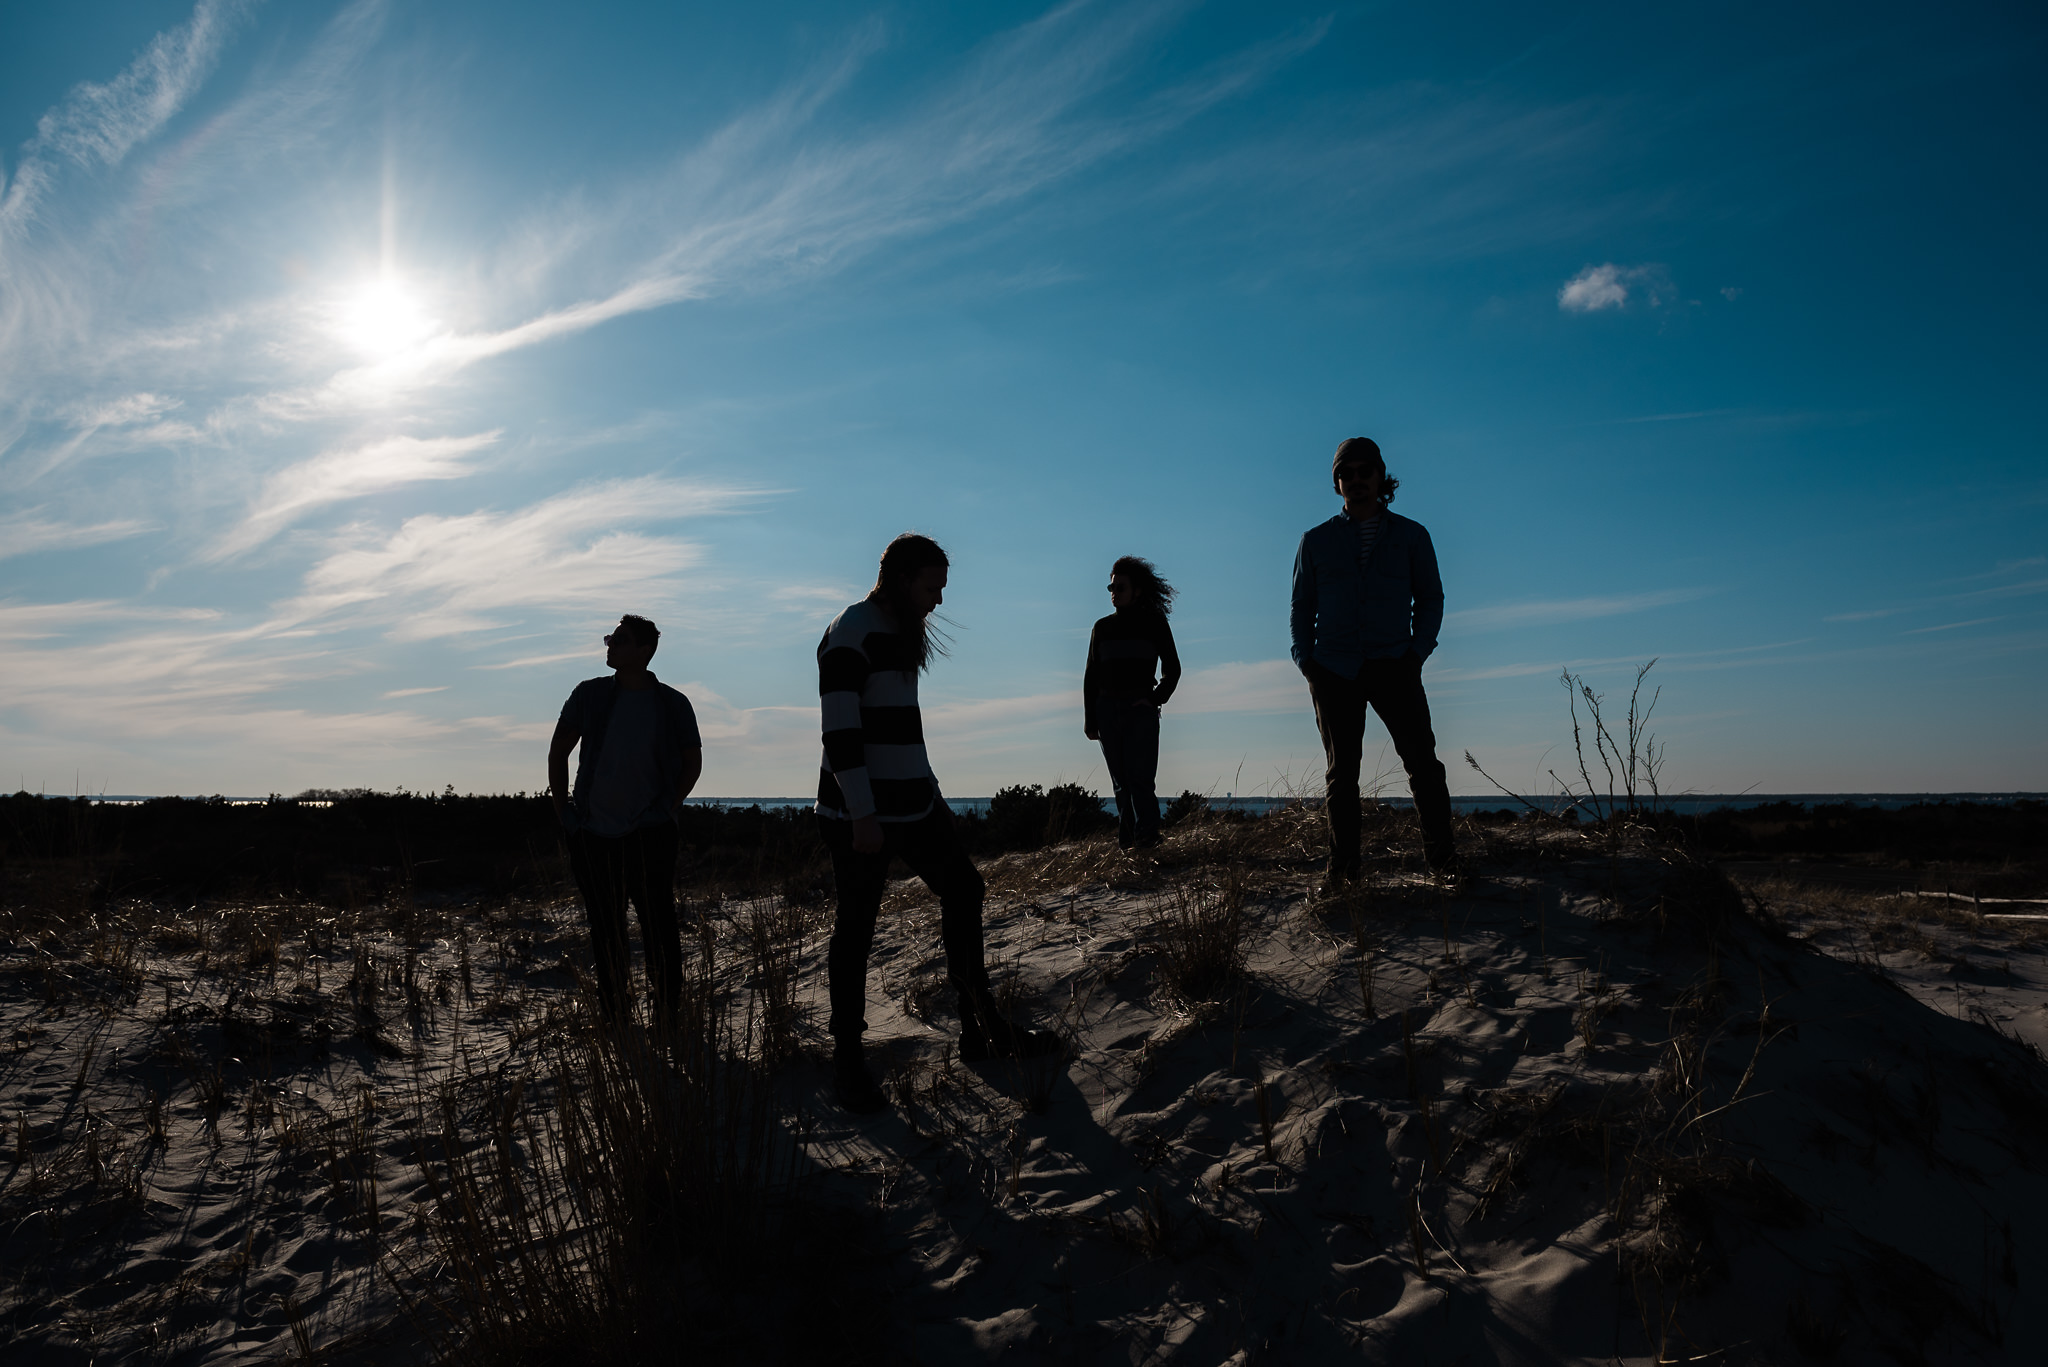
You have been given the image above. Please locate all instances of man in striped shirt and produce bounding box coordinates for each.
[817,533,1060,1113]
[1289,437,1458,885]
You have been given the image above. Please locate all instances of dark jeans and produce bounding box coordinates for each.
[1097,700,1162,847]
[567,823,683,1023]
[1306,653,1456,875]
[819,806,991,1041]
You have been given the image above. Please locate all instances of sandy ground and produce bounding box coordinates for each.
[4,818,2046,1365]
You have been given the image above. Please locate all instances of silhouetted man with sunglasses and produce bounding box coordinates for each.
[548,614,703,1023]
[1290,437,1458,885]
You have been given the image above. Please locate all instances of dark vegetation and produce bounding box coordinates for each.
[1457,796,2046,895]
[1677,798,2048,873]
[7,789,2038,920]
[0,783,1134,915]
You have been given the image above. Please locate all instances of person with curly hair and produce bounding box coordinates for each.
[1290,437,1458,886]
[1084,556,1182,850]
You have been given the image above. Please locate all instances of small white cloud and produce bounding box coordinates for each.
[1559,264,1629,311]
[381,685,447,698]
[1720,286,1743,301]
[1558,262,1674,313]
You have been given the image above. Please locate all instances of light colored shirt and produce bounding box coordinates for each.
[585,689,662,836]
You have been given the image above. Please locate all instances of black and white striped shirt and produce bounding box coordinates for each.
[815,599,939,823]
[1348,507,1382,570]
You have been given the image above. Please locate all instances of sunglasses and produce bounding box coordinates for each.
[1335,464,1380,479]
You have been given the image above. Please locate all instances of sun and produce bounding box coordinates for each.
[332,275,437,358]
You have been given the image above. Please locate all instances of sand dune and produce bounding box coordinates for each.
[3,812,2044,1364]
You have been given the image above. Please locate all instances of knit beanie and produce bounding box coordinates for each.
[1331,437,1383,492]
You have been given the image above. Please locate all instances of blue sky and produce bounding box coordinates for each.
[2,0,2043,799]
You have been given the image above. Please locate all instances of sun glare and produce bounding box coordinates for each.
[333,276,438,358]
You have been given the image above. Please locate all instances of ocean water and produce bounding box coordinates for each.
[79,791,2046,816]
[678,792,2046,818]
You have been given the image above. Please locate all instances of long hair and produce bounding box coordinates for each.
[1111,555,1176,616]
[870,532,952,674]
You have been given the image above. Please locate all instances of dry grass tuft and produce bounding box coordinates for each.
[396,974,792,1365]
[739,895,813,1064]
[1147,878,1248,1010]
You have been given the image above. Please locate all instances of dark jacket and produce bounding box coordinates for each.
[559,673,702,832]
[1083,608,1181,733]
[1289,510,1444,679]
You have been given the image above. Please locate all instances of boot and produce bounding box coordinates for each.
[832,1039,887,1114]
[959,990,1064,1064]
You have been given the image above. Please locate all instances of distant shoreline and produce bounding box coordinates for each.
[65,791,2048,815]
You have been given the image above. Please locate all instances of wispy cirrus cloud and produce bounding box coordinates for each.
[221,3,1330,422]
[1967,577,2048,602]
[2,0,1324,567]
[0,603,335,730]
[67,392,185,427]
[0,0,248,231]
[470,651,593,672]
[207,430,503,561]
[1170,659,1304,715]
[0,599,219,639]
[1599,409,1739,425]
[1446,588,1713,634]
[1903,617,2004,635]
[0,596,539,769]
[1429,638,1817,683]
[0,512,154,560]
[11,392,202,485]
[282,475,764,640]
[1942,556,2045,583]
[1827,563,2048,623]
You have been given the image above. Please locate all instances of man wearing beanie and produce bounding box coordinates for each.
[1289,437,1458,885]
